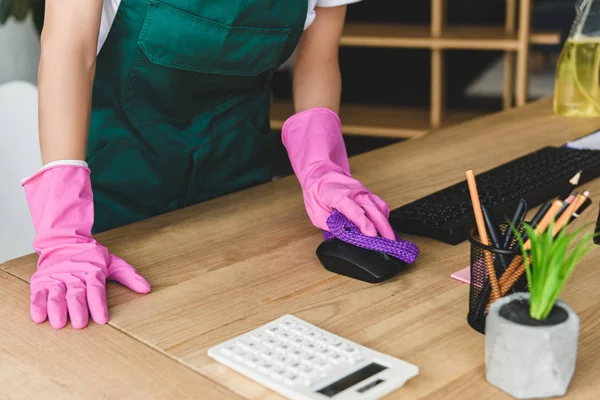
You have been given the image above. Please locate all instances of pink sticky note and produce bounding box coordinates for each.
[451,266,471,284]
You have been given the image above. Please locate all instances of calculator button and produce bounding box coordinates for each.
[284,372,301,386]
[271,354,287,366]
[289,337,305,347]
[319,347,333,358]
[342,346,360,356]
[250,333,268,342]
[288,349,304,360]
[274,343,291,354]
[245,356,261,368]
[312,358,332,371]
[271,368,286,380]
[263,338,279,348]
[261,350,276,360]
[328,353,345,364]
[316,336,335,347]
[286,360,303,372]
[299,353,315,365]
[233,349,247,362]
[258,361,274,374]
[266,326,282,336]
[281,320,297,329]
[306,331,322,340]
[221,345,236,356]
[303,343,318,353]
[347,354,364,364]
[238,341,261,354]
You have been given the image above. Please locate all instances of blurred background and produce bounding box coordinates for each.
[0,0,576,176]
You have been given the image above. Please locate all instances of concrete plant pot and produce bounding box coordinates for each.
[485,292,579,399]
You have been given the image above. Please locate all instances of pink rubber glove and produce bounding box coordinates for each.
[22,165,151,329]
[282,107,395,240]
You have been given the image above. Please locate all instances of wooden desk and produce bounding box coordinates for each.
[3,97,600,399]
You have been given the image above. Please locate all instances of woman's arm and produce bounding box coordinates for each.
[38,0,103,164]
[292,5,347,114]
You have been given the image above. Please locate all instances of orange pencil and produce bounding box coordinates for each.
[466,170,501,302]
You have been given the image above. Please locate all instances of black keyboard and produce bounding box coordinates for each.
[389,146,600,245]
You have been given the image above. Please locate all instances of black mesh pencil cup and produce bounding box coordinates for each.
[467,225,528,334]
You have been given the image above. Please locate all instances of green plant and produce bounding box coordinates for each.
[0,0,44,34]
[513,221,596,321]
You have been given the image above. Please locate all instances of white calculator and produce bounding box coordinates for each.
[207,315,419,400]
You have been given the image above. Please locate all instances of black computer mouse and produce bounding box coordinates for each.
[316,238,407,283]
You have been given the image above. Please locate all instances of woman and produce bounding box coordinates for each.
[22,0,395,330]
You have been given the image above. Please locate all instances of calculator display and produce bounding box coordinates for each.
[316,363,387,397]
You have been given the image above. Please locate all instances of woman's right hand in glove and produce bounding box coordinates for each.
[22,163,151,329]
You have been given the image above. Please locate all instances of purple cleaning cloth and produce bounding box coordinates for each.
[323,209,420,264]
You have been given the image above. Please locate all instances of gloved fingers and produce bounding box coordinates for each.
[65,277,89,329]
[86,270,109,324]
[362,205,396,240]
[107,255,152,294]
[335,197,379,237]
[367,194,391,219]
[362,199,396,241]
[30,286,48,324]
[47,282,68,329]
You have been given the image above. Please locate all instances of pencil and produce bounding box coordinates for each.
[553,191,590,236]
[499,194,590,296]
[497,199,563,290]
[560,170,582,200]
[466,170,501,302]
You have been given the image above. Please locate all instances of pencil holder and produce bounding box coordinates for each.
[467,225,528,334]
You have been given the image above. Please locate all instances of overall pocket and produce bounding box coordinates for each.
[124,0,290,128]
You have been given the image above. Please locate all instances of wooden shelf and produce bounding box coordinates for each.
[340,23,561,50]
[270,101,485,139]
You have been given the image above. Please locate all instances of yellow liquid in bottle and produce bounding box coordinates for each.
[554,37,600,117]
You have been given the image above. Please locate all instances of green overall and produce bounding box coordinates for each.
[87,0,307,233]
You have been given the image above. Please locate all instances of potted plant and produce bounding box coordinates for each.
[485,221,596,399]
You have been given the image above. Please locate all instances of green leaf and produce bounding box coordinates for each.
[520,217,597,320]
[0,0,16,24]
[12,0,30,21]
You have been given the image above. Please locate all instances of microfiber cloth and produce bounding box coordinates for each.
[323,210,420,264]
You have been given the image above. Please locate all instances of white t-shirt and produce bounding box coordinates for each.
[97,0,362,54]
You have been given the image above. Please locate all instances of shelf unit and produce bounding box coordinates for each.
[270,0,561,139]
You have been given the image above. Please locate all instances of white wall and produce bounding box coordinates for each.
[0,14,40,86]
